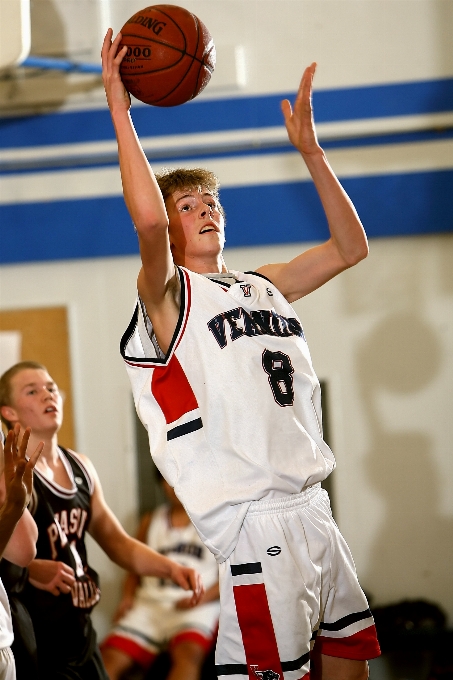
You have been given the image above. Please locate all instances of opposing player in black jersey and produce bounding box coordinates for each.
[0,361,203,680]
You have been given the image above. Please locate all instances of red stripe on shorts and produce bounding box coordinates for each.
[101,633,157,669]
[233,583,283,679]
[170,629,215,654]
[314,624,381,660]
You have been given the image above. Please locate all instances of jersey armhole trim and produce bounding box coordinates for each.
[61,447,95,496]
[244,270,273,284]
[120,267,189,367]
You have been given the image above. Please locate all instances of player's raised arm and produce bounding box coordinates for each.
[101,30,176,315]
[257,63,368,303]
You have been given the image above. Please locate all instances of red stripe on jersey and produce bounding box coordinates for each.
[152,354,198,424]
[314,625,381,660]
[233,583,283,679]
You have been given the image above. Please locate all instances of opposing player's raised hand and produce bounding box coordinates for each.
[281,62,321,157]
[169,563,205,606]
[2,425,43,513]
[101,28,131,113]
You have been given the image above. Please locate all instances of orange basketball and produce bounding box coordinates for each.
[118,4,216,107]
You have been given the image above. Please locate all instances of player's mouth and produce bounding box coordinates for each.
[199,223,218,234]
[44,406,57,414]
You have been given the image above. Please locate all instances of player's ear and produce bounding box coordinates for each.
[0,405,18,425]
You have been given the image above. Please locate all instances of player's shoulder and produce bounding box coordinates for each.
[61,448,98,492]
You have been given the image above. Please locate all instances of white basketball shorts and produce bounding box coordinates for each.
[215,484,380,680]
[102,597,219,668]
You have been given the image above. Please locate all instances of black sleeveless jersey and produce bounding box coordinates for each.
[24,447,101,621]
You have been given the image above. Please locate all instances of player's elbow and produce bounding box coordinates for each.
[7,542,36,568]
[348,240,369,266]
[341,237,369,268]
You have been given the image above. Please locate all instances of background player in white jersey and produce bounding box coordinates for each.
[101,471,219,680]
[102,28,381,680]
[0,362,203,680]
[0,425,42,679]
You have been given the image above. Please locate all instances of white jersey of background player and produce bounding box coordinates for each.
[102,28,380,680]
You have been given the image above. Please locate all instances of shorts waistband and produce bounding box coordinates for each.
[246,483,323,517]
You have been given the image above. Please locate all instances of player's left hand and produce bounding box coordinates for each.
[169,564,204,606]
[281,62,322,157]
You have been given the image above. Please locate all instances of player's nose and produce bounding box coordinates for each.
[200,204,212,217]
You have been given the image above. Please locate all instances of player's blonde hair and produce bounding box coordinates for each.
[155,167,225,217]
[0,361,48,430]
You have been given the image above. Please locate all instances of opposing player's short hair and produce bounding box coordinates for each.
[155,167,225,217]
[0,361,48,429]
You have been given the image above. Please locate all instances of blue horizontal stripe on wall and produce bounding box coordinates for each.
[1,77,453,149]
[1,169,452,265]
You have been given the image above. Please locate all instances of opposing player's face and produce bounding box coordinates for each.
[2,368,63,435]
[166,187,225,267]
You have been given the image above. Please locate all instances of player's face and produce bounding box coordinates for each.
[166,187,225,267]
[3,368,63,435]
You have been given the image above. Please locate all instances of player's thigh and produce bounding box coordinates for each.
[170,639,207,667]
[311,652,369,680]
[101,646,134,675]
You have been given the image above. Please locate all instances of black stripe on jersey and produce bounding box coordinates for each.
[320,608,373,631]
[281,651,310,671]
[167,418,203,441]
[215,652,310,676]
[120,267,187,366]
[231,562,262,576]
[215,663,248,676]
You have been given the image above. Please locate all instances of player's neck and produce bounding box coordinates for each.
[33,434,61,473]
[176,252,228,275]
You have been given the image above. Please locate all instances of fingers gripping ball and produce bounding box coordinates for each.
[119,4,216,107]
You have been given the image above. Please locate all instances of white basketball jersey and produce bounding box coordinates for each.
[121,267,335,562]
[136,504,219,604]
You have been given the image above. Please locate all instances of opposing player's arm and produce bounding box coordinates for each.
[111,511,153,621]
[257,63,368,303]
[82,454,203,603]
[102,29,179,344]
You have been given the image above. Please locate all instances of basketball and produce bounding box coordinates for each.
[118,4,216,107]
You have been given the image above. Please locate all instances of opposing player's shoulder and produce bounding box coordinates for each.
[64,449,99,490]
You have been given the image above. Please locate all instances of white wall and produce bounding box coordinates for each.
[1,0,452,640]
[2,0,453,111]
[1,233,452,636]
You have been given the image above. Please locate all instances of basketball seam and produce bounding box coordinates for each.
[150,11,201,105]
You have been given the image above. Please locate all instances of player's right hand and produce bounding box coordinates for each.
[101,28,131,113]
[28,559,76,596]
[169,563,205,606]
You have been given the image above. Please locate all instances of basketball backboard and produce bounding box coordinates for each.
[0,0,30,70]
